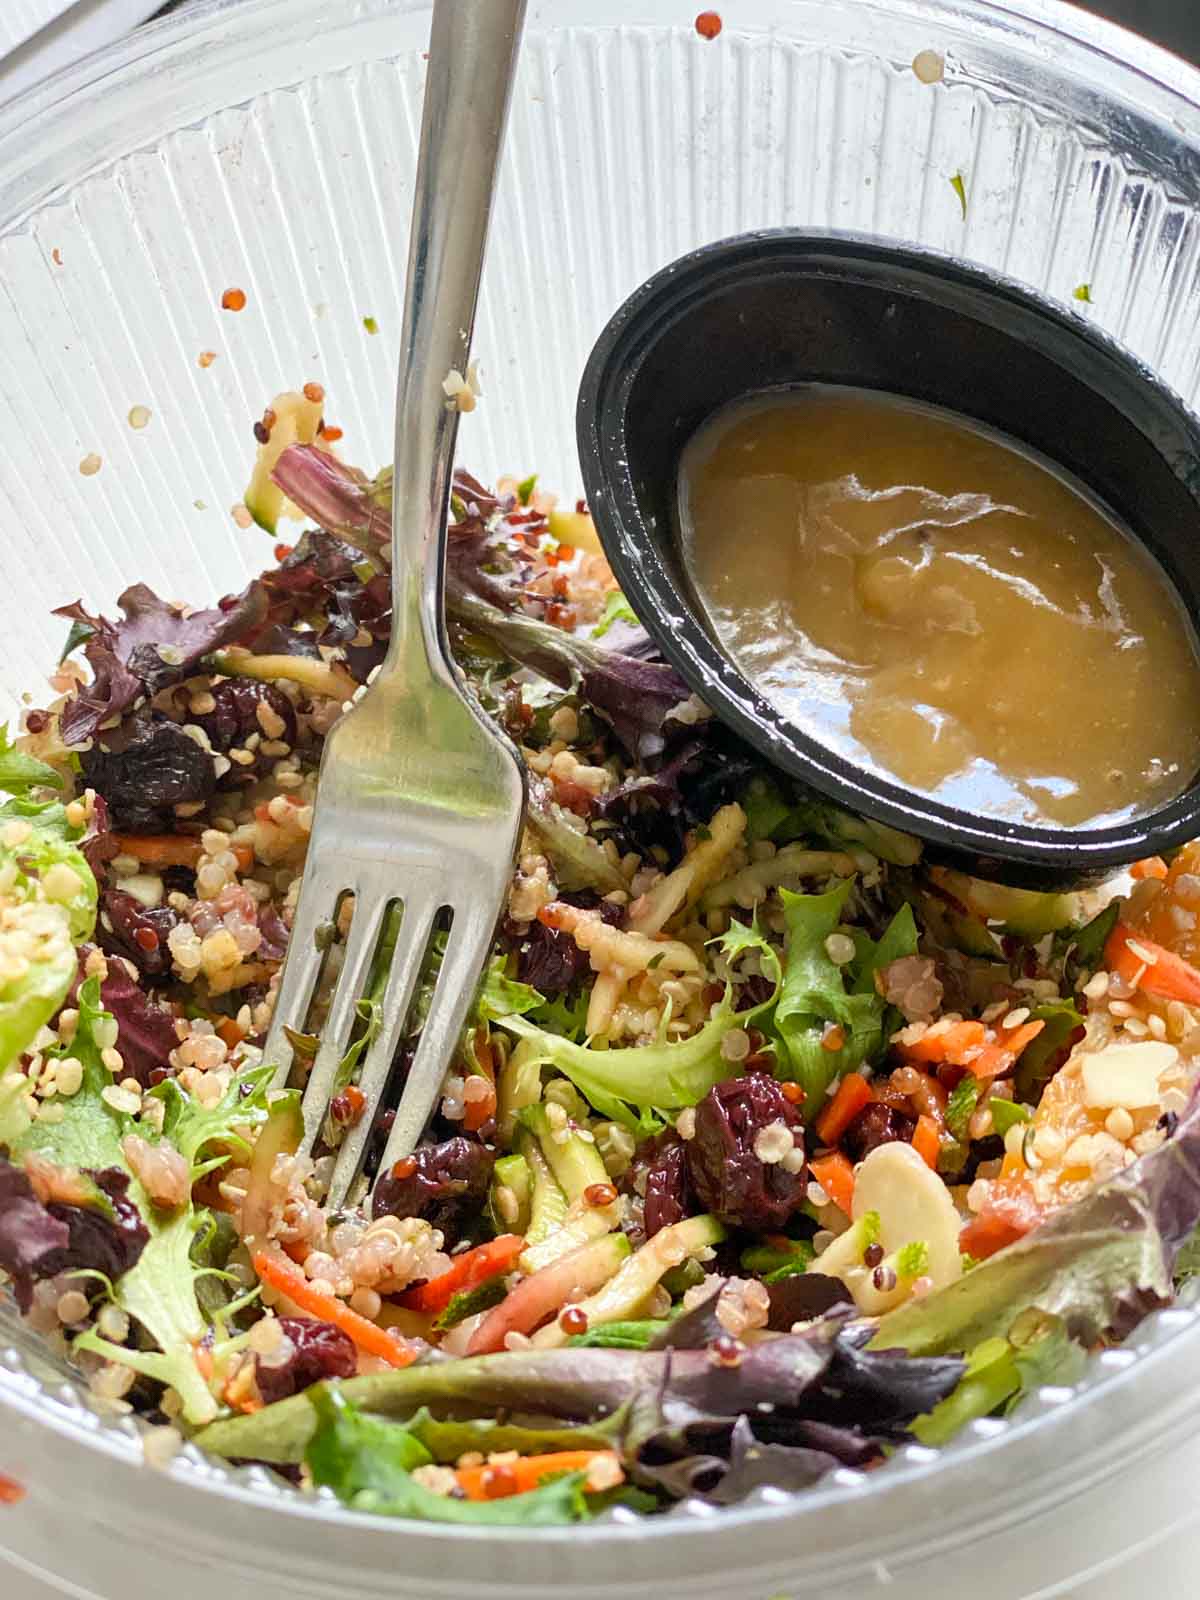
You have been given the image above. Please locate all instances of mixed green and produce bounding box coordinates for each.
[2,394,1200,1524]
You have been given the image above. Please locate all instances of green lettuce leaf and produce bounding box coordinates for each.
[0,726,62,796]
[305,1387,589,1526]
[773,883,913,1109]
[496,920,781,1120]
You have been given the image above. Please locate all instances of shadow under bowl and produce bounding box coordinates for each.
[577,229,1200,890]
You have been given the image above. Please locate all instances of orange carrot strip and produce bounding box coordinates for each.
[462,1080,497,1134]
[912,1115,941,1170]
[454,1451,622,1502]
[1105,923,1200,1006]
[815,1072,873,1146]
[1131,857,1169,882]
[971,1018,1046,1082]
[252,1250,418,1368]
[216,1018,246,1050]
[808,1152,855,1216]
[398,1234,525,1315]
[233,845,255,875]
[111,833,202,869]
[900,1020,987,1066]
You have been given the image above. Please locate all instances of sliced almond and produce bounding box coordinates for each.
[1080,1040,1179,1111]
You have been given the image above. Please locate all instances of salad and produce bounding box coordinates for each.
[2,390,1200,1525]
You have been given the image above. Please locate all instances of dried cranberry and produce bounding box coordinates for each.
[190,679,297,786]
[372,1136,495,1247]
[842,1102,917,1164]
[637,1131,690,1238]
[254,1317,356,1405]
[99,889,181,978]
[80,710,216,831]
[685,1075,806,1230]
[509,891,622,995]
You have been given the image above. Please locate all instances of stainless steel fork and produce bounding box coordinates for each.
[263,0,528,1210]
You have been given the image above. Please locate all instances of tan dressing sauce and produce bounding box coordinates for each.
[680,386,1200,828]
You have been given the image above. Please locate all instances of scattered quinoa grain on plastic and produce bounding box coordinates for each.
[221,287,247,311]
[127,405,152,430]
[912,48,945,83]
[231,503,253,528]
[78,452,102,476]
[695,10,722,38]
[198,350,217,368]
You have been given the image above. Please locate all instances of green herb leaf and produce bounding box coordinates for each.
[1073,283,1093,303]
[951,171,968,218]
[362,315,379,335]
[516,472,538,504]
[1014,999,1084,1102]
[567,1319,670,1350]
[432,1276,509,1332]
[945,1075,981,1142]
[590,590,639,639]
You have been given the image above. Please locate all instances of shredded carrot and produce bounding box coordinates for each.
[216,1017,246,1051]
[815,1072,873,1146]
[899,1020,987,1066]
[912,1115,941,1170]
[454,1450,621,1502]
[111,833,253,877]
[398,1234,526,1315]
[252,1251,419,1368]
[462,1080,497,1134]
[808,1151,855,1216]
[971,1019,1046,1082]
[112,833,202,869]
[1131,856,1169,882]
[959,1180,1043,1260]
[1105,922,1200,1006]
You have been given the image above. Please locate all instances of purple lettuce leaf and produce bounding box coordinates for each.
[55,583,269,747]
[70,948,179,1088]
[0,1159,148,1311]
[99,890,181,979]
[270,444,694,757]
[79,793,119,876]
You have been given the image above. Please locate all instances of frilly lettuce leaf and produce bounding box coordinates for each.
[773,881,915,1110]
[495,920,781,1124]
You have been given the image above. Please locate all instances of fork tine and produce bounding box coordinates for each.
[264,861,342,1090]
[323,891,439,1211]
[373,899,497,1185]
[296,886,388,1152]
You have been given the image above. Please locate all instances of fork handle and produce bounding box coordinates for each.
[386,0,527,684]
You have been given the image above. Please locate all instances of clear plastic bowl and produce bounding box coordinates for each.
[4,2,1200,1595]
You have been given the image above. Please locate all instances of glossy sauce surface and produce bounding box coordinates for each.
[680,387,1200,828]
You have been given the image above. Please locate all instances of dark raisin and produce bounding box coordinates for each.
[641,1133,690,1238]
[190,679,297,786]
[842,1102,918,1164]
[79,710,216,831]
[254,1317,356,1406]
[372,1136,495,1249]
[684,1075,806,1230]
